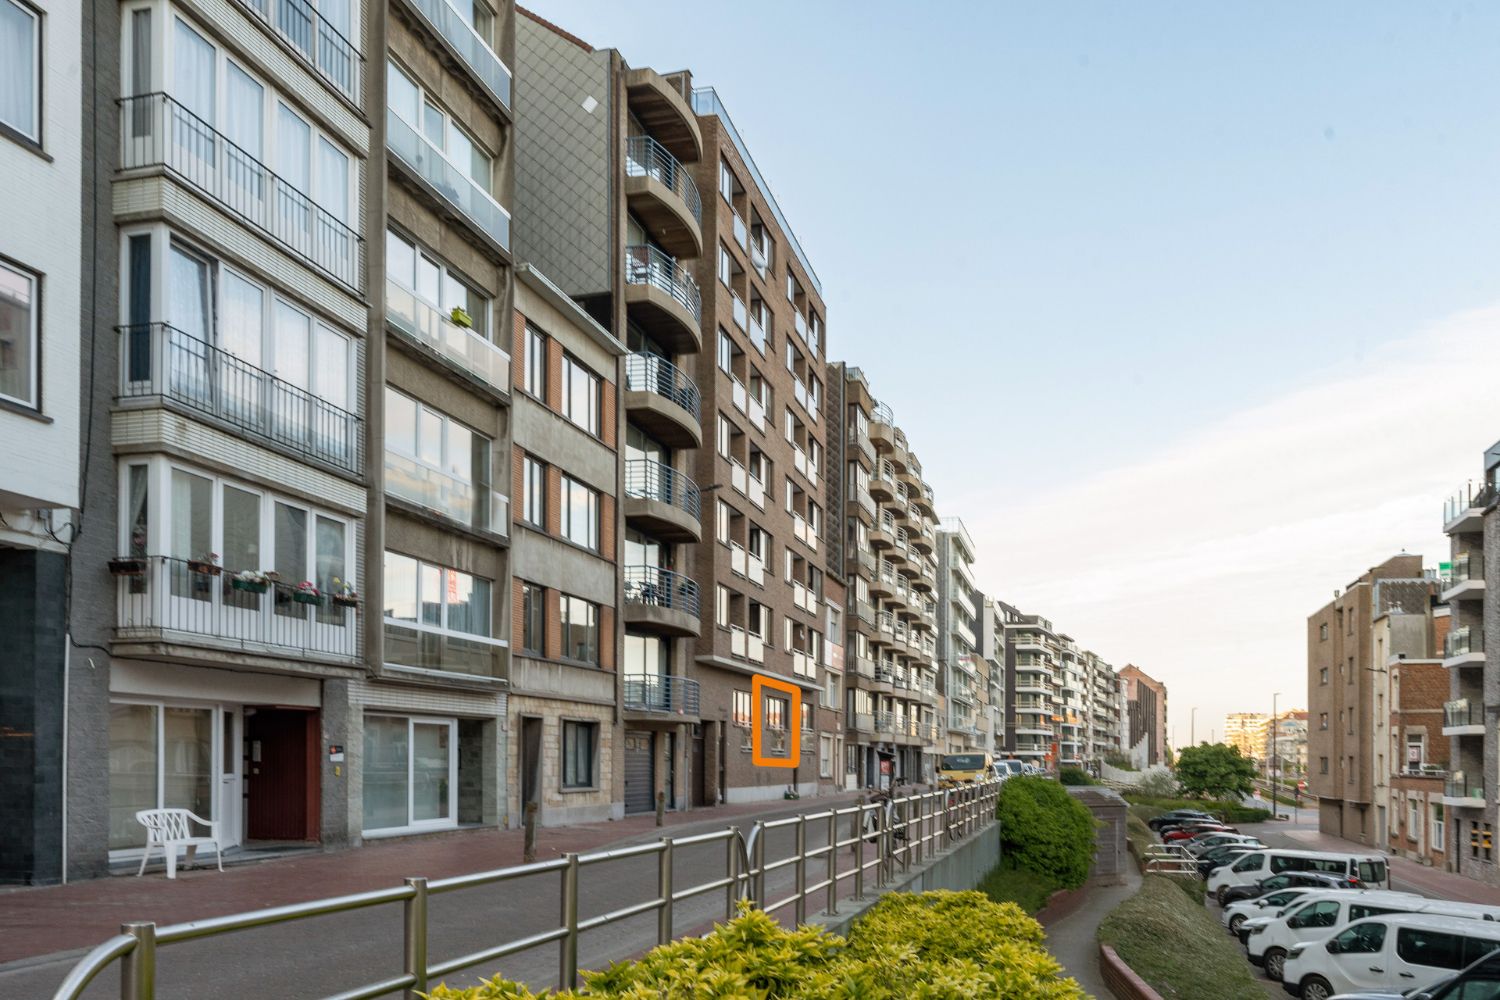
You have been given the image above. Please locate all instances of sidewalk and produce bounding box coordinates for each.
[1038,866,1141,999]
[0,791,869,968]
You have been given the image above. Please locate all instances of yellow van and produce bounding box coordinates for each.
[938,752,993,787]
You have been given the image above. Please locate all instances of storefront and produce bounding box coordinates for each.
[362,714,458,835]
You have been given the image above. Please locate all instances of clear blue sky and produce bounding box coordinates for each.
[526,1,1500,731]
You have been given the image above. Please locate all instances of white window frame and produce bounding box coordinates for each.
[384,385,490,490]
[362,714,459,836]
[387,58,492,191]
[385,228,490,341]
[0,0,40,144]
[0,257,39,408]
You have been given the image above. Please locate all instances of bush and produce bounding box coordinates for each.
[1058,767,1097,786]
[428,891,1087,999]
[1134,769,1177,797]
[1098,876,1265,999]
[1103,752,1137,771]
[1175,743,1257,800]
[997,777,1097,890]
[1122,793,1270,825]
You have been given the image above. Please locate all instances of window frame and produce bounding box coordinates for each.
[559,474,600,551]
[0,0,41,147]
[523,324,547,400]
[519,581,545,655]
[0,255,40,410]
[558,593,600,665]
[522,456,546,528]
[561,720,598,789]
[381,550,494,640]
[560,352,601,435]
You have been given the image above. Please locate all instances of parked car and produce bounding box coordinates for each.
[1187,833,1264,857]
[1221,871,1363,906]
[1280,913,1500,999]
[1223,887,1319,937]
[995,758,1026,779]
[1207,849,1390,905]
[1148,809,1218,832]
[1249,890,1474,982]
[1164,823,1235,843]
[1197,844,1260,877]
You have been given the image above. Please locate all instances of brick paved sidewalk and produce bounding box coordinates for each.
[0,791,872,967]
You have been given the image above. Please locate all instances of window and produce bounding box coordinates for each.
[716,584,730,627]
[1396,927,1468,971]
[1320,756,1329,774]
[0,259,38,407]
[388,60,491,190]
[819,735,834,778]
[732,690,752,727]
[1433,804,1445,851]
[560,594,598,664]
[763,694,787,731]
[561,354,601,433]
[717,414,732,458]
[522,457,546,527]
[1319,622,1328,641]
[1332,922,1387,955]
[382,553,492,637]
[524,325,547,399]
[716,499,731,545]
[718,330,733,373]
[562,721,597,788]
[0,0,38,143]
[519,582,544,655]
[1319,667,1329,685]
[719,157,735,202]
[801,701,814,732]
[386,230,489,338]
[1288,900,1340,929]
[717,244,732,287]
[385,388,492,527]
[1319,712,1329,730]
[560,475,599,550]
[363,715,456,832]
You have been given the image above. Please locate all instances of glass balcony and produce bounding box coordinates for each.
[386,278,511,395]
[624,134,702,224]
[387,107,510,254]
[118,323,362,475]
[385,451,509,535]
[1446,771,1485,804]
[231,0,362,103]
[385,620,506,678]
[119,93,363,291]
[624,674,702,715]
[400,0,512,114]
[1444,698,1483,729]
[1445,626,1484,660]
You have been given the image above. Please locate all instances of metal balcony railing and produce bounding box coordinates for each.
[624,244,701,321]
[624,566,701,617]
[1446,626,1484,659]
[625,135,702,225]
[401,0,512,113]
[230,0,362,103]
[117,323,362,475]
[114,555,359,660]
[1451,551,1486,586]
[1445,698,1482,729]
[623,674,702,715]
[624,353,700,419]
[872,401,893,426]
[386,278,511,394]
[625,460,701,520]
[1445,481,1497,527]
[119,93,363,291]
[386,107,510,254]
[1446,771,1485,801]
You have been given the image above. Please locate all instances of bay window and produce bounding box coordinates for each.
[384,387,496,532]
[382,551,501,678]
[386,228,490,339]
[388,60,492,192]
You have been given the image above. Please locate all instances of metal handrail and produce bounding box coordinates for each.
[623,565,701,616]
[624,352,701,419]
[872,401,894,425]
[624,244,701,321]
[1450,550,1486,586]
[228,0,362,103]
[1444,698,1481,728]
[623,674,702,715]
[625,134,703,224]
[624,459,702,520]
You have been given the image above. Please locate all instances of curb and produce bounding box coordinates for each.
[1098,943,1164,1000]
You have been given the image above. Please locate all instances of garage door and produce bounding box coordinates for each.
[624,731,655,815]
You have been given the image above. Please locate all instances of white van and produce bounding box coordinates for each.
[1280,912,1500,1000]
[1207,848,1390,904]
[1245,889,1429,980]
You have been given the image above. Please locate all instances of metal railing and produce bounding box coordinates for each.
[1446,771,1485,802]
[114,555,359,661]
[119,93,363,291]
[625,459,701,520]
[53,783,1001,1000]
[1445,698,1482,729]
[623,674,702,715]
[117,323,362,475]
[386,107,510,254]
[623,565,701,617]
[625,134,702,225]
[1446,626,1484,659]
[386,278,511,395]
[871,401,894,426]
[624,352,700,420]
[624,244,701,322]
[230,0,362,103]
[1445,481,1496,527]
[401,0,512,113]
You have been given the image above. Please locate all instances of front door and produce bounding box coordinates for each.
[245,707,319,842]
[219,708,242,848]
[623,731,655,814]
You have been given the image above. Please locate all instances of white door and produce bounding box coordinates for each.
[409,720,456,829]
[218,707,243,848]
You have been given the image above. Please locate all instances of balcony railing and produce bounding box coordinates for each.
[623,674,702,716]
[624,135,702,225]
[384,620,507,679]
[624,566,701,617]
[384,451,509,535]
[1446,771,1485,802]
[1446,626,1484,659]
[386,278,511,394]
[624,245,701,321]
[120,93,362,291]
[387,107,510,254]
[1451,551,1485,586]
[402,0,512,114]
[118,323,362,475]
[625,459,701,520]
[1445,481,1496,527]
[624,353,700,419]
[230,0,362,104]
[1445,698,1482,729]
[115,555,358,660]
[872,401,894,426]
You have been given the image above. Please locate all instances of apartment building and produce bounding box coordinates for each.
[1306,554,1427,846]
[937,518,985,755]
[1268,711,1309,779]
[980,599,1007,755]
[824,363,940,788]
[1054,635,1085,767]
[0,0,83,884]
[1224,713,1270,762]
[1082,650,1122,767]
[1119,664,1167,768]
[1386,605,1450,867]
[1441,448,1500,883]
[1004,608,1060,767]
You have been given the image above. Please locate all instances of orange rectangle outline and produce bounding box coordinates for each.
[751,675,801,768]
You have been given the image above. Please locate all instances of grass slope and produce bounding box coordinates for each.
[978,862,1060,914]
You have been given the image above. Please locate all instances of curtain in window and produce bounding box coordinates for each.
[314,516,345,624]
[170,470,213,598]
[315,137,348,223]
[108,704,159,850]
[273,502,307,615]
[221,485,261,609]
[0,262,34,405]
[172,19,216,126]
[0,1,36,137]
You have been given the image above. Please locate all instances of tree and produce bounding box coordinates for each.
[1174,742,1257,800]
[996,776,1098,889]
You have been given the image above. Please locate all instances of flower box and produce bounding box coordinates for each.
[331,593,360,609]
[188,560,222,576]
[109,557,148,577]
[292,590,324,607]
[231,578,269,594]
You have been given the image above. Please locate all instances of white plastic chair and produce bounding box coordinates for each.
[135,808,223,879]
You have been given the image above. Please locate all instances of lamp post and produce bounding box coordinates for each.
[1271,693,1280,817]
[1190,707,1197,747]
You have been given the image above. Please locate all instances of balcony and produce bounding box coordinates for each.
[623,566,701,637]
[625,135,702,258]
[869,461,896,502]
[230,0,362,104]
[120,93,363,292]
[624,68,703,164]
[385,620,507,680]
[386,107,510,259]
[118,323,362,476]
[115,555,359,664]
[386,279,511,398]
[870,512,896,550]
[395,0,512,116]
[1445,482,1495,534]
[623,353,701,448]
[849,712,875,736]
[385,451,509,537]
[1442,551,1486,603]
[624,459,701,543]
[623,674,702,718]
[869,402,895,450]
[1444,771,1486,808]
[1444,698,1486,735]
[1444,626,1485,668]
[623,245,702,352]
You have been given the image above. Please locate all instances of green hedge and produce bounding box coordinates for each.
[1098,875,1264,999]
[978,861,1061,914]
[1121,793,1271,825]
[1058,767,1097,786]
[428,891,1086,999]
[997,777,1098,890]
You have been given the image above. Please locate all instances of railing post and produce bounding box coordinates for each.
[752,822,766,905]
[725,826,739,921]
[523,801,538,863]
[559,853,579,990]
[825,810,838,916]
[852,802,865,901]
[794,816,807,925]
[657,839,675,945]
[402,877,428,1000]
[120,922,156,1000]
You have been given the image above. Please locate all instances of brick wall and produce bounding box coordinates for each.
[545,589,562,659]
[546,465,562,535]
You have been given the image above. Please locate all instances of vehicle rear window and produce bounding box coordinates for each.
[1307,858,1350,874]
[1397,928,1467,971]
[1358,860,1388,884]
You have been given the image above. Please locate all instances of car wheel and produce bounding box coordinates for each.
[1299,974,1333,1000]
[1228,913,1246,934]
[1263,947,1286,982]
[1215,885,1230,905]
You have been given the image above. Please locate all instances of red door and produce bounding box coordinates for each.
[245,708,320,841]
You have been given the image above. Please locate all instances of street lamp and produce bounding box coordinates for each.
[1271,692,1280,817]
[1190,707,1197,746]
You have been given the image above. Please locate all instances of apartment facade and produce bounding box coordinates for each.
[1004,609,1060,767]
[1119,664,1167,768]
[937,519,985,755]
[1386,605,1450,867]
[1224,713,1270,762]
[0,0,83,884]
[1082,650,1122,768]
[1267,711,1309,780]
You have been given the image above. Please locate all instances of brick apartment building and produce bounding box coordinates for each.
[1386,605,1451,866]
[1118,665,1168,768]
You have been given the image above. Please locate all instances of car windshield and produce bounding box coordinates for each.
[941,755,986,770]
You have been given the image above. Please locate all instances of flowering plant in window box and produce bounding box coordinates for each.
[292,580,324,606]
[449,306,473,329]
[108,556,149,577]
[188,552,221,576]
[231,569,272,594]
[330,577,360,608]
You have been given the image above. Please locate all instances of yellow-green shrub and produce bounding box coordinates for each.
[426,891,1085,1000]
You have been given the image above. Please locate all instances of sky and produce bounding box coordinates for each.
[526,0,1500,743]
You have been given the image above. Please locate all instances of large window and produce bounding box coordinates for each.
[386,229,488,338]
[363,715,456,833]
[561,354,601,434]
[560,475,599,550]
[385,387,493,528]
[387,60,491,190]
[519,581,544,655]
[0,0,38,143]
[732,690,752,728]
[522,456,546,527]
[560,594,599,664]
[0,258,37,407]
[561,721,597,788]
[108,702,222,851]
[382,552,501,677]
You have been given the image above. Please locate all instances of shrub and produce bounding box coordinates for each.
[1098,876,1264,999]
[1122,793,1270,825]
[996,777,1097,890]
[426,892,1086,999]
[1058,767,1096,786]
[1103,752,1137,771]
[1134,769,1178,797]
[978,861,1061,913]
[1175,743,1257,800]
